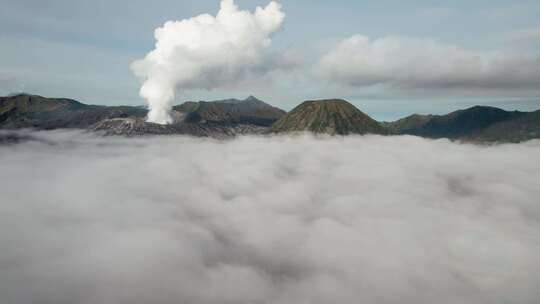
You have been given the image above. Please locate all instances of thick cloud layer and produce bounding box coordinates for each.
[317,35,540,92]
[131,0,285,124]
[1,131,540,304]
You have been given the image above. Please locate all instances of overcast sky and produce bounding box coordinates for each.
[1,0,540,120]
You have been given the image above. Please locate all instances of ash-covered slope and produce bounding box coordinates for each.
[271,99,388,135]
[92,117,267,138]
[95,96,285,137]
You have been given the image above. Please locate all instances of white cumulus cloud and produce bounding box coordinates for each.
[317,35,540,93]
[131,0,285,124]
[507,28,540,45]
[1,130,540,304]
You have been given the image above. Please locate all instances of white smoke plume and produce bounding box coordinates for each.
[131,0,285,124]
[1,130,540,304]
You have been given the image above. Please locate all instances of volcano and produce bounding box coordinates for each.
[270,99,388,135]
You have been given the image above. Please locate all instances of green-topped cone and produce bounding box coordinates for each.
[270,99,388,135]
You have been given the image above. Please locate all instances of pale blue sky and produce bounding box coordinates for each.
[1,0,540,120]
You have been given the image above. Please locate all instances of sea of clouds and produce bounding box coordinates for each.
[1,130,540,304]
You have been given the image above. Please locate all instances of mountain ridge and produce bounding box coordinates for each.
[385,105,539,142]
[1,94,539,142]
[173,96,286,126]
[0,94,285,138]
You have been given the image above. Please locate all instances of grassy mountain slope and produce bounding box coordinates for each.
[271,99,388,135]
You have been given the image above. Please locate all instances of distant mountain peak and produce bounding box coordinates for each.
[171,96,286,127]
[244,95,261,102]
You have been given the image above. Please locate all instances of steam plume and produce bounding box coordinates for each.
[131,0,285,124]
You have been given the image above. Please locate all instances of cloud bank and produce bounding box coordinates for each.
[1,131,540,304]
[131,0,285,124]
[507,28,540,45]
[317,35,540,93]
